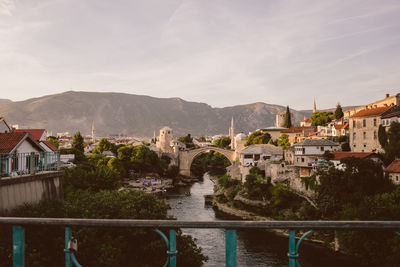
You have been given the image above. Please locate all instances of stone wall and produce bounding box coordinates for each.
[0,171,63,215]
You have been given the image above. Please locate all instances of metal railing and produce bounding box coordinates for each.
[0,152,59,177]
[1,218,400,267]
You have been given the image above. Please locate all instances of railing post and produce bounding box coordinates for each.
[169,229,177,267]
[225,229,237,267]
[13,226,25,267]
[65,227,72,267]
[288,230,297,267]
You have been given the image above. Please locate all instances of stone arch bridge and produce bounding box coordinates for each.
[178,146,236,176]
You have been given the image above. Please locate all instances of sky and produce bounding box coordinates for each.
[0,0,400,110]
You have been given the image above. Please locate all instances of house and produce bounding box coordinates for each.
[385,159,400,185]
[349,105,392,152]
[317,119,349,138]
[0,117,12,133]
[329,151,381,170]
[381,105,400,127]
[237,144,283,182]
[0,132,47,176]
[293,139,339,177]
[281,126,315,145]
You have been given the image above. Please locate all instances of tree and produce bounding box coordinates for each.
[47,136,59,148]
[311,112,334,126]
[245,130,271,146]
[178,134,195,149]
[284,106,292,128]
[92,138,116,155]
[377,124,387,149]
[334,103,344,120]
[213,137,231,149]
[277,134,290,149]
[384,122,400,163]
[72,131,85,163]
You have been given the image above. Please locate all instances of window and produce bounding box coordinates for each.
[244,154,253,159]
[374,131,377,139]
[320,146,324,151]
[363,119,366,127]
[363,132,366,140]
[254,154,260,161]
[301,158,305,163]
[373,118,377,126]
[396,176,399,182]
[363,144,366,148]
[353,120,356,128]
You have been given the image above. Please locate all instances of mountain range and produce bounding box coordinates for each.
[0,91,315,137]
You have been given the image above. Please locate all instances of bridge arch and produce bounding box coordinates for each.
[178,147,236,177]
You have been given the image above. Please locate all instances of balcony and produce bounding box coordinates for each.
[1,218,400,267]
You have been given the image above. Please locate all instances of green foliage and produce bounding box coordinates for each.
[334,103,344,119]
[244,167,271,200]
[268,183,303,218]
[178,134,195,149]
[92,138,118,155]
[213,136,231,149]
[47,136,59,148]
[130,145,162,174]
[311,112,334,126]
[59,148,74,155]
[300,174,318,190]
[316,157,394,219]
[63,165,121,195]
[107,157,126,177]
[378,124,387,148]
[245,130,271,146]
[190,151,231,178]
[284,106,292,128]
[218,174,240,188]
[383,122,400,163]
[72,131,86,163]
[277,134,290,149]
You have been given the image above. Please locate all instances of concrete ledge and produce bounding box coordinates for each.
[0,171,63,186]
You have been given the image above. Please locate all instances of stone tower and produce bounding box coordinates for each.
[157,126,174,153]
[91,121,96,142]
[229,117,235,150]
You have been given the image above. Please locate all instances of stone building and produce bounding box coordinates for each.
[349,106,392,152]
[381,105,400,128]
[275,110,293,128]
[385,158,400,185]
[344,93,400,119]
[156,126,174,153]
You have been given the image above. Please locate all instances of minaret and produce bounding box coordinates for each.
[313,98,317,113]
[230,117,235,150]
[153,130,156,144]
[91,121,96,142]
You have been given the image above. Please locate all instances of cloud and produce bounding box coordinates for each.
[0,0,14,16]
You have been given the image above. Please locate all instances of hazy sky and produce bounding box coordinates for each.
[1,0,400,109]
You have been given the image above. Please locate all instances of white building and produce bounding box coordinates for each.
[0,117,11,133]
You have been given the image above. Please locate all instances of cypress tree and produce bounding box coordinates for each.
[284,106,292,128]
[378,124,387,148]
[334,103,344,120]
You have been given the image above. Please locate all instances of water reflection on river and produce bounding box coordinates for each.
[165,174,362,267]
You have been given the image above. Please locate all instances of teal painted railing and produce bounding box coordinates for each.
[2,218,400,267]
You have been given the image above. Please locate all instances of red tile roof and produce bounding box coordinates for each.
[331,151,375,161]
[302,118,312,123]
[351,106,392,118]
[282,126,312,133]
[0,132,27,153]
[41,140,58,151]
[385,159,400,173]
[334,123,349,130]
[15,129,45,141]
[381,105,400,119]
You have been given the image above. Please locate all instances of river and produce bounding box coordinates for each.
[165,173,364,267]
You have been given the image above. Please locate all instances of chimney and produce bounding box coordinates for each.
[365,105,368,109]
[384,104,388,107]
[386,93,390,98]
